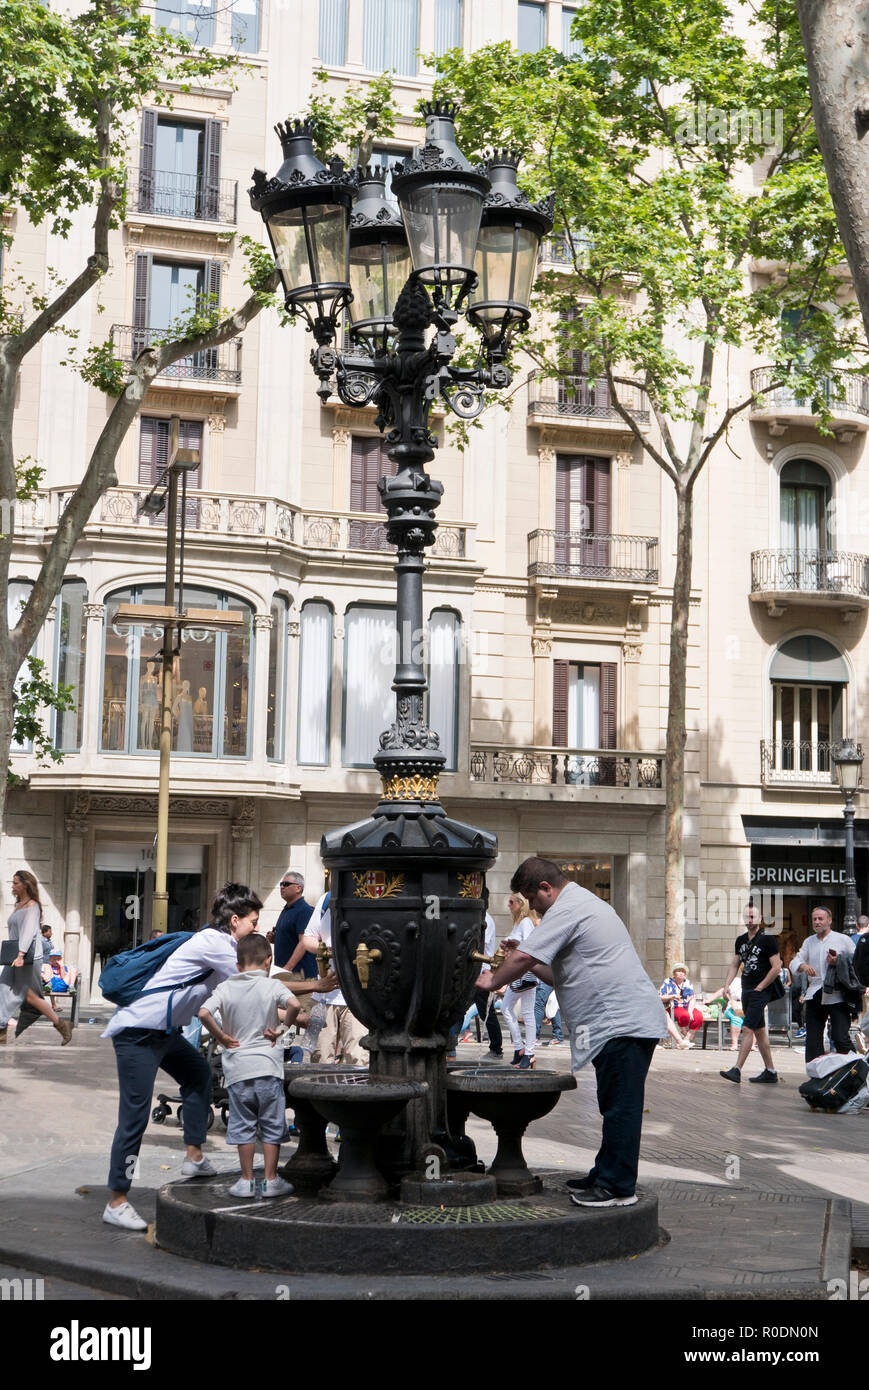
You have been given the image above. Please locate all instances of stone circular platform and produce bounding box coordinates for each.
[155,1172,660,1275]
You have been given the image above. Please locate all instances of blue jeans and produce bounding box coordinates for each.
[534,982,563,1042]
[108,1028,211,1193]
[589,1036,656,1197]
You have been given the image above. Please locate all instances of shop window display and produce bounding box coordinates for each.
[101,585,252,757]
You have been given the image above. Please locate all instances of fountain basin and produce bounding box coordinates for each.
[447,1068,577,1196]
[281,1063,366,1193]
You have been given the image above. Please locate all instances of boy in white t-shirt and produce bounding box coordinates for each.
[199,934,298,1199]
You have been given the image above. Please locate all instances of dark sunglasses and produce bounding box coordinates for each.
[280,880,294,888]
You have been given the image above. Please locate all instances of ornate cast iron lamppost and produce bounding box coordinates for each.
[251,104,553,1177]
[832,737,864,932]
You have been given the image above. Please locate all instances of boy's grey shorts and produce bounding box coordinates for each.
[226,1076,287,1144]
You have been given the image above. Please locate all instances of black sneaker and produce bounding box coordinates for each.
[570,1184,638,1208]
[720,1066,741,1083]
[748,1069,778,1083]
[565,1173,596,1193]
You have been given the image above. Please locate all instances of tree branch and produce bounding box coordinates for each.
[604,364,680,485]
[13,99,119,362]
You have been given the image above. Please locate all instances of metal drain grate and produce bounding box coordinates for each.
[396,1203,566,1225]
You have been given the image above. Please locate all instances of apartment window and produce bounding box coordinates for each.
[8,579,34,754]
[518,1,545,52]
[555,454,611,569]
[154,0,216,45]
[297,600,333,765]
[319,0,347,64]
[561,6,583,56]
[363,0,419,75]
[435,0,462,54]
[54,580,88,752]
[343,606,461,767]
[769,636,847,778]
[138,112,225,222]
[102,586,252,757]
[231,0,260,52]
[267,595,289,761]
[553,659,617,782]
[779,460,832,581]
[349,434,398,549]
[428,609,460,769]
[139,417,203,528]
[132,253,221,371]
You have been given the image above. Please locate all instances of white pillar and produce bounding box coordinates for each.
[252,613,274,770]
[82,603,106,755]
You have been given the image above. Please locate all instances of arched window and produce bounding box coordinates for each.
[54,580,88,751]
[101,585,253,758]
[7,579,33,753]
[770,635,848,780]
[267,594,289,762]
[779,459,832,573]
[428,609,460,770]
[297,601,333,766]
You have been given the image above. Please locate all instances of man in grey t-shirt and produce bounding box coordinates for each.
[476,856,666,1209]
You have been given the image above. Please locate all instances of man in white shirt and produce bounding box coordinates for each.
[476,856,667,1209]
[302,905,368,1066]
[790,905,855,1063]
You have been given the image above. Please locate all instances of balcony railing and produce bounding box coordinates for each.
[470,744,664,789]
[760,739,861,787]
[529,530,659,583]
[538,233,592,266]
[750,549,869,601]
[39,488,473,562]
[528,371,650,425]
[128,168,238,225]
[111,326,242,385]
[750,366,869,423]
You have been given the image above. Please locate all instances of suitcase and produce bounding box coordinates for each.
[799,1057,869,1112]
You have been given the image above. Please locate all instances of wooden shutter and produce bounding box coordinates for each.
[202,262,222,373]
[554,455,571,568]
[205,259,222,308]
[139,111,156,213]
[599,662,617,748]
[350,436,397,548]
[203,120,222,220]
[138,417,170,486]
[552,659,569,747]
[591,458,611,567]
[133,253,152,352]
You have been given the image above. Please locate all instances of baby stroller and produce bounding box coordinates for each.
[151,1030,229,1130]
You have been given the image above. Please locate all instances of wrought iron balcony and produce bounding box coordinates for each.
[127,168,238,225]
[529,530,659,584]
[750,549,869,610]
[527,371,650,426]
[537,233,591,266]
[111,326,242,386]
[749,366,869,437]
[470,744,663,790]
[760,739,861,787]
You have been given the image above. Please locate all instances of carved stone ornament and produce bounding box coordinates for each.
[288,621,300,638]
[552,601,622,626]
[65,790,91,836]
[84,603,106,621]
[531,636,552,658]
[253,614,275,631]
[231,797,256,841]
[622,641,643,663]
[89,794,231,817]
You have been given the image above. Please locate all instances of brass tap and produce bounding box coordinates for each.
[354,941,382,989]
[316,942,333,978]
[471,946,507,971]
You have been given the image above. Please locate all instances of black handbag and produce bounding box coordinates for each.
[0,939,35,967]
[767,975,786,1001]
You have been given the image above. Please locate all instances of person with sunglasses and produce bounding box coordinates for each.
[271,872,316,982]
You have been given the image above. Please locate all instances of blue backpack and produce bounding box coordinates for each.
[99,932,212,1031]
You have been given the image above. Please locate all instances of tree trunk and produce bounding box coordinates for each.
[0,651,16,837]
[664,479,693,970]
[795,1,869,342]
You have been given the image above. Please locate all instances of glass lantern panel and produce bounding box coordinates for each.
[349,240,412,324]
[269,202,348,297]
[473,224,539,306]
[400,184,483,278]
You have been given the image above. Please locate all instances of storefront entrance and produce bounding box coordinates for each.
[557,857,612,903]
[92,843,207,966]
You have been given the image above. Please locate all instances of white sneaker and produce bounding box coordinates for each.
[261,1177,294,1199]
[102,1201,147,1232]
[227,1178,257,1199]
[180,1156,217,1179]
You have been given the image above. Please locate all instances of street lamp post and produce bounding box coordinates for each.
[251,106,553,1171]
[832,737,864,933]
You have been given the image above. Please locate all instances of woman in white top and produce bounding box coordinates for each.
[103,883,262,1233]
[0,870,72,1045]
[502,893,539,1068]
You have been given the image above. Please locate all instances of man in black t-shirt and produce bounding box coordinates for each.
[719,904,782,1085]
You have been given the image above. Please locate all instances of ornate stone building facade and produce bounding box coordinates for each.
[5,0,865,999]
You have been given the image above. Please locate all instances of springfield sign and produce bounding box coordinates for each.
[752,865,847,887]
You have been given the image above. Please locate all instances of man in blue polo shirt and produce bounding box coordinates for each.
[272,871,316,980]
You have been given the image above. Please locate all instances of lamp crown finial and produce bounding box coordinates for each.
[489,148,522,170]
[357,164,389,184]
[274,116,314,147]
[421,98,460,123]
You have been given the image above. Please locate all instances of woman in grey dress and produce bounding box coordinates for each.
[0,870,72,1044]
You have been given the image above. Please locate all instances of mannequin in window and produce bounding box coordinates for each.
[173,678,194,752]
[138,659,160,748]
[104,663,126,749]
[193,686,209,718]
